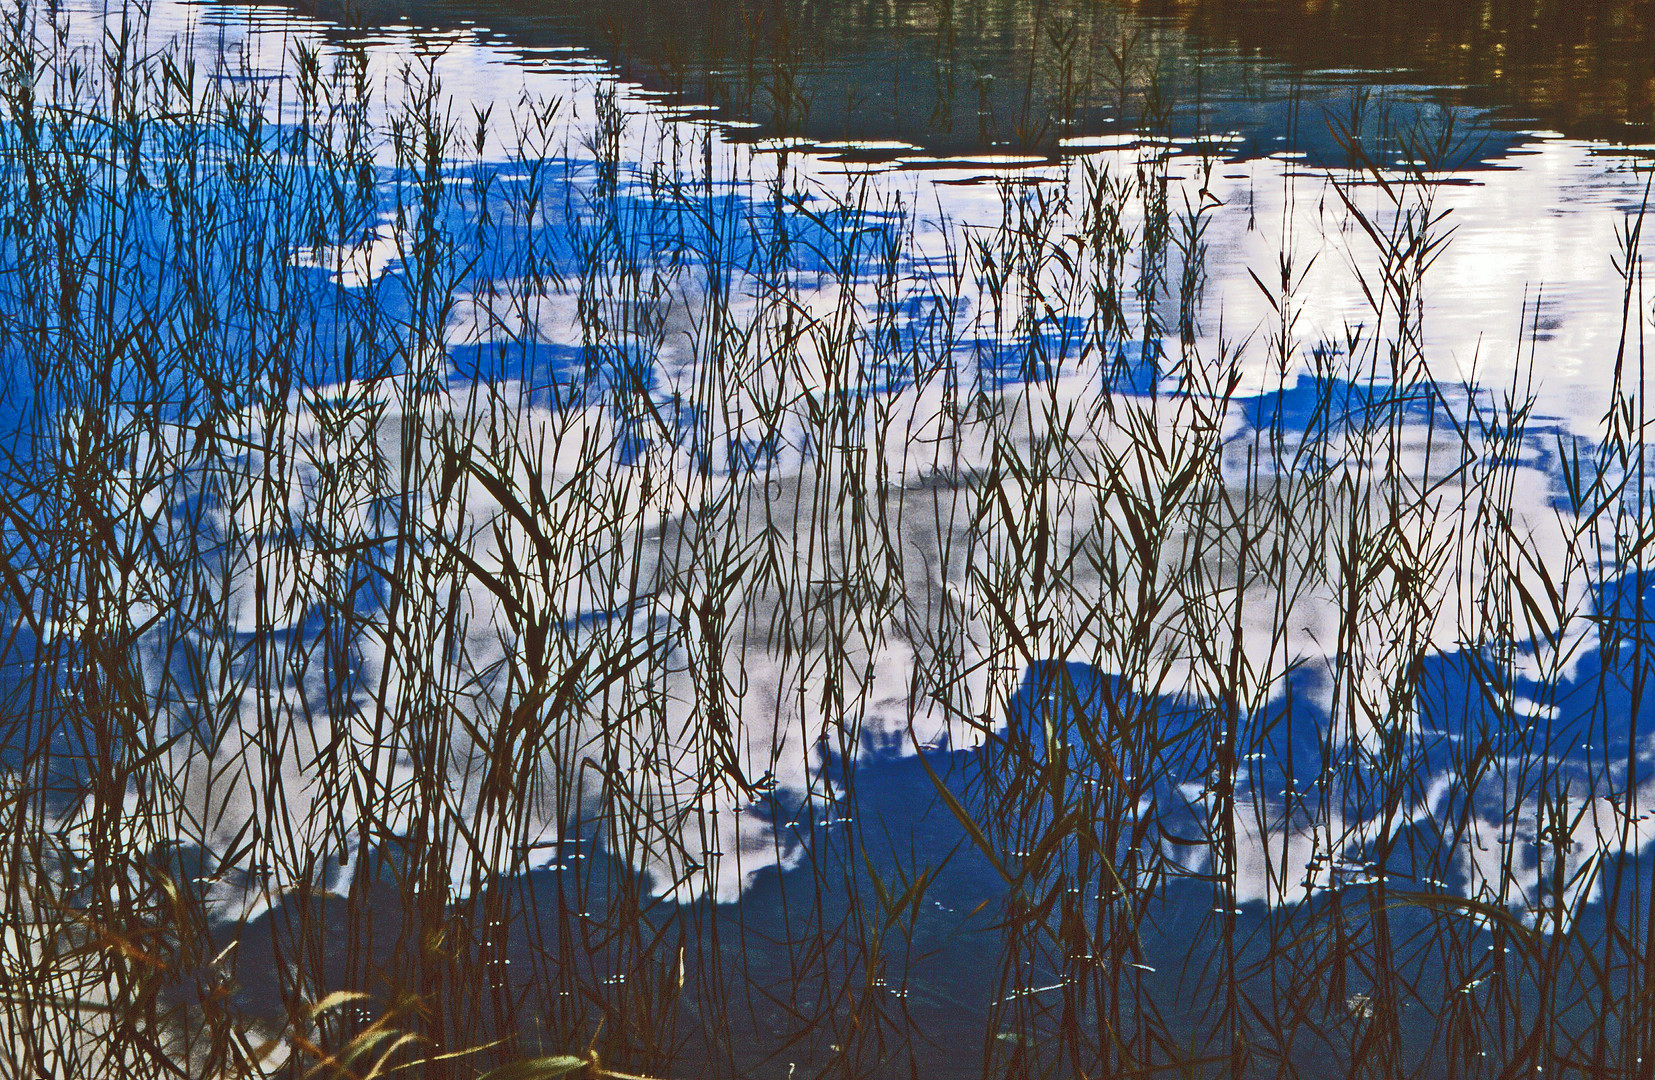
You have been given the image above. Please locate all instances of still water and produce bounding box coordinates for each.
[174,0,1655,426]
[264,0,1655,154]
[20,0,1655,1074]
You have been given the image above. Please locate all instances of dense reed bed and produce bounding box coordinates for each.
[1,1,1654,1077]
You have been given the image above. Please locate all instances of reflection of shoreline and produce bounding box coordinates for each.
[208,0,1557,168]
[1129,0,1655,146]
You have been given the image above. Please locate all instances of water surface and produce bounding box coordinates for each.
[9,0,1655,1075]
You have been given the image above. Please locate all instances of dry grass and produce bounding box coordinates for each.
[0,2,1653,1078]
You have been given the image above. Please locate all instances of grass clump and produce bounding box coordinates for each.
[0,2,1653,1078]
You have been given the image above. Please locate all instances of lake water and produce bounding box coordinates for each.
[173,0,1655,430]
[10,0,1655,1075]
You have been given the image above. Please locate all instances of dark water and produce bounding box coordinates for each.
[262,0,1654,164]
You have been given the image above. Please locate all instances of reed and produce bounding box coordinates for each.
[0,1,1652,1078]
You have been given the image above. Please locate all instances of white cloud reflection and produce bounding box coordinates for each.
[31,0,1655,935]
